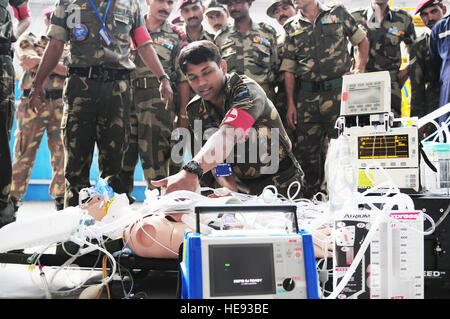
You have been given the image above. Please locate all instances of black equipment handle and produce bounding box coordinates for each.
[194,204,299,234]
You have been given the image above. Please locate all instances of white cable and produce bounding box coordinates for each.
[133,216,179,257]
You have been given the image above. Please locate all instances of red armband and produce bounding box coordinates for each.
[132,25,152,47]
[221,108,255,136]
[12,4,31,21]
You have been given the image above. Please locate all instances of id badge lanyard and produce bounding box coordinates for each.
[88,0,113,46]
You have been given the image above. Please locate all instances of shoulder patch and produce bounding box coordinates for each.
[289,29,304,37]
[221,38,235,50]
[232,83,251,102]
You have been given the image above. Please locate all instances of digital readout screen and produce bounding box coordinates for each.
[358,135,409,159]
[208,243,276,297]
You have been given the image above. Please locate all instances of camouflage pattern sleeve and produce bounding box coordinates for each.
[9,0,27,7]
[9,0,30,21]
[264,23,280,87]
[409,36,426,116]
[130,0,152,48]
[46,0,69,43]
[336,5,366,46]
[402,10,416,54]
[279,18,297,74]
[220,76,266,134]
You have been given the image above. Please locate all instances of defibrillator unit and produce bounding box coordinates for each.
[180,205,319,299]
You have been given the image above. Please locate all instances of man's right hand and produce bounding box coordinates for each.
[29,85,46,114]
[286,103,297,130]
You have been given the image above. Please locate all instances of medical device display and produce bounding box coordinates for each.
[346,123,420,192]
[340,71,391,116]
[180,205,318,299]
[336,72,420,193]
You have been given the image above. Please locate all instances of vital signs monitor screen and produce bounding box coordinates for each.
[208,243,276,297]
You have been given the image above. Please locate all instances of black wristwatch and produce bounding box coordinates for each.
[183,160,203,179]
[158,73,170,83]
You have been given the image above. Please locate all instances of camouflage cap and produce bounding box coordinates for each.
[217,0,254,5]
[266,0,294,18]
[177,0,202,10]
[204,0,227,14]
[415,0,443,14]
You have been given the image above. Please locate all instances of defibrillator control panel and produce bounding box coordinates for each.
[181,231,318,299]
[180,205,318,299]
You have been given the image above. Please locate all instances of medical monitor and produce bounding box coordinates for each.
[340,71,391,116]
[209,243,276,297]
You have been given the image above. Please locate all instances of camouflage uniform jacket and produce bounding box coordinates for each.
[186,73,294,181]
[214,20,279,89]
[280,2,366,81]
[409,31,441,117]
[131,18,187,85]
[0,0,28,43]
[47,0,152,70]
[17,33,70,92]
[351,5,416,72]
[182,24,214,43]
[275,31,286,85]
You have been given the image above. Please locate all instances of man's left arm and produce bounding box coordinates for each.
[11,1,31,37]
[137,43,173,109]
[398,14,417,86]
[131,2,173,109]
[340,6,368,73]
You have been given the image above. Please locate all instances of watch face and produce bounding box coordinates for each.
[184,160,202,177]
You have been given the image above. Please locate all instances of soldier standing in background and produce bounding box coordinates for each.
[351,0,416,117]
[29,0,173,208]
[266,0,297,141]
[10,7,68,212]
[204,0,230,34]
[214,0,279,102]
[410,0,446,138]
[281,0,369,199]
[179,0,214,42]
[0,0,30,228]
[120,0,191,199]
[429,7,450,121]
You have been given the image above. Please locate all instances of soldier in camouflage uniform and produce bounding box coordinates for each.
[120,0,191,197]
[351,0,416,116]
[0,0,30,228]
[29,0,173,208]
[152,40,304,197]
[204,0,230,35]
[280,0,369,199]
[410,0,446,133]
[10,9,69,212]
[266,0,297,142]
[214,0,279,101]
[179,0,215,42]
